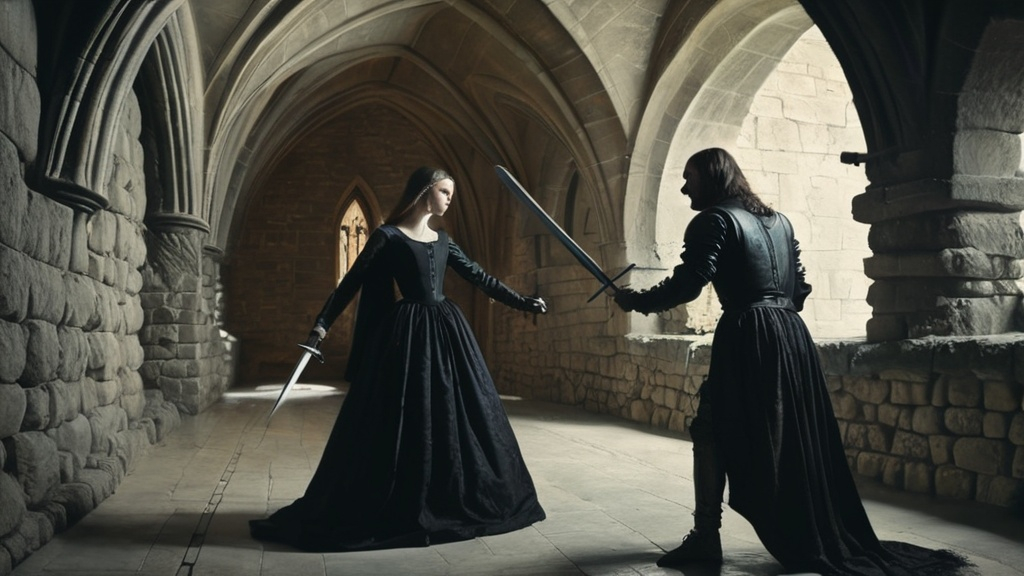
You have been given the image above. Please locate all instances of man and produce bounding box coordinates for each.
[613,148,968,575]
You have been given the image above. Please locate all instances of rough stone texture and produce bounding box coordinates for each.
[0,472,26,538]
[8,432,59,508]
[0,27,39,164]
[499,331,1024,510]
[0,385,26,439]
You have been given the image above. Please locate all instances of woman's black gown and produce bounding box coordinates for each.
[250,225,545,552]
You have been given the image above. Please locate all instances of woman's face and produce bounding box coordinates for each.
[680,161,706,210]
[424,178,455,216]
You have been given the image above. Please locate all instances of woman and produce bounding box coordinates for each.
[250,167,547,552]
[614,148,970,575]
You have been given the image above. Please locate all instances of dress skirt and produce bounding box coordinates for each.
[709,305,968,576]
[251,298,545,552]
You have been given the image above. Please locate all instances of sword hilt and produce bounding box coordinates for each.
[587,263,636,303]
[298,343,325,363]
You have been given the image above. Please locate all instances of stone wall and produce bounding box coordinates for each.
[733,26,873,339]
[138,230,236,415]
[498,327,1024,509]
[0,5,231,571]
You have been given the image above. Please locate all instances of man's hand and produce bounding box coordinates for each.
[613,288,640,312]
[526,297,548,314]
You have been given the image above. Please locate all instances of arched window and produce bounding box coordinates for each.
[338,194,370,282]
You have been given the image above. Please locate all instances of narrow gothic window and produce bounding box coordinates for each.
[338,195,369,282]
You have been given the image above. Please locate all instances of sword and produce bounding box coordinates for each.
[495,165,635,302]
[266,343,325,425]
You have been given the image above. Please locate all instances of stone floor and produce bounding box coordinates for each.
[11,382,1024,576]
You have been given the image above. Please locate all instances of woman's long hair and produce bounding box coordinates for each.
[689,148,774,216]
[384,167,454,225]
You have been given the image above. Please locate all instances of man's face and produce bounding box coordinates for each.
[680,161,706,210]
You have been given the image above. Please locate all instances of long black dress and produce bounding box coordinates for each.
[250,225,545,552]
[622,201,970,575]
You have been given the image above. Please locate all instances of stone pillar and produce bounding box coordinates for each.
[856,169,1024,341]
[138,217,237,415]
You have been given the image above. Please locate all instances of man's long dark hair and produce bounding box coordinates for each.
[689,148,774,216]
[384,167,454,225]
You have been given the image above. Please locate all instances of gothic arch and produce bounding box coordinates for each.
[333,178,380,280]
[625,0,811,268]
[33,0,188,213]
[135,9,207,232]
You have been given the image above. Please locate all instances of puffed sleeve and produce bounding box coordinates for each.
[447,237,543,313]
[615,210,728,315]
[313,227,389,332]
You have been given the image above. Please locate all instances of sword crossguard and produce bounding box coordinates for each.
[298,343,325,363]
[587,263,636,303]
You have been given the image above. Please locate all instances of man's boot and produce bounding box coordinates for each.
[657,441,725,567]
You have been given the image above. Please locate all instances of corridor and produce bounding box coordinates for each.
[11,383,1024,576]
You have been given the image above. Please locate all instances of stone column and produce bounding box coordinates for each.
[855,146,1024,340]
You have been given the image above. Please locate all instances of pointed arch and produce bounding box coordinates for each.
[334,177,381,282]
[33,0,187,212]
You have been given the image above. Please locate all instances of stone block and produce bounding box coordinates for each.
[831,391,858,420]
[936,337,1016,380]
[94,378,120,407]
[0,319,27,384]
[0,136,28,251]
[22,320,59,385]
[908,296,1017,339]
[850,340,932,381]
[816,341,852,375]
[0,245,30,322]
[877,404,901,427]
[1014,447,1024,479]
[46,379,80,424]
[0,383,27,439]
[57,326,89,382]
[51,482,94,524]
[943,373,982,407]
[45,414,91,471]
[9,431,59,507]
[984,413,1010,439]
[891,381,931,405]
[944,407,984,435]
[1011,413,1024,445]
[121,336,144,371]
[975,475,1021,508]
[88,404,127,454]
[935,464,975,499]
[843,377,890,404]
[29,260,67,326]
[904,462,933,493]
[86,331,122,381]
[911,406,943,434]
[0,470,26,538]
[77,467,115,507]
[930,435,955,465]
[881,457,904,487]
[2,509,53,565]
[62,273,98,329]
[891,430,929,459]
[953,437,1010,475]
[0,39,39,164]
[855,452,885,479]
[79,377,99,415]
[21,385,49,430]
[984,380,1022,412]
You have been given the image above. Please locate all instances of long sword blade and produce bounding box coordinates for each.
[266,344,321,425]
[495,165,634,301]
